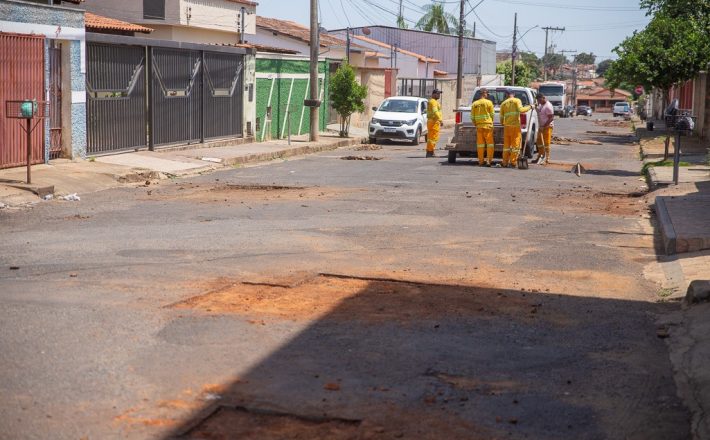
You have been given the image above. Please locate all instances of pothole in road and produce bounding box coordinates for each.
[169,274,567,325]
[180,406,361,440]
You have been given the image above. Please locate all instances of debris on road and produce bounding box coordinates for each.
[42,194,53,201]
[352,144,382,151]
[59,193,81,202]
[341,155,382,161]
[324,382,341,391]
[594,119,632,128]
[552,136,603,146]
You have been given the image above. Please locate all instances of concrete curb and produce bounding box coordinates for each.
[220,137,364,167]
[655,196,677,255]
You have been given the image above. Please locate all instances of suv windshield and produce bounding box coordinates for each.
[472,89,530,106]
[378,99,418,113]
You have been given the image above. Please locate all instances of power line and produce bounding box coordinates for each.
[471,9,512,38]
[491,0,641,11]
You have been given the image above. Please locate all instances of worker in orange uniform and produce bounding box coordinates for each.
[471,88,495,166]
[535,93,554,165]
[426,89,443,158]
[498,89,531,168]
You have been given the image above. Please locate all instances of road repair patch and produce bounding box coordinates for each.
[139,183,351,203]
[545,189,649,216]
[168,274,570,325]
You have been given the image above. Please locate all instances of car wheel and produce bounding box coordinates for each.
[447,150,456,163]
[526,128,536,158]
[412,127,421,145]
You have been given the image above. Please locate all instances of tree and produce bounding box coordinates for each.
[415,2,458,34]
[397,15,408,29]
[496,60,536,87]
[518,52,542,79]
[596,59,613,76]
[574,52,596,65]
[329,63,367,137]
[605,12,710,99]
[542,53,567,78]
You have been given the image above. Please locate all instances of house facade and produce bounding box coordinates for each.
[73,0,257,45]
[0,0,86,167]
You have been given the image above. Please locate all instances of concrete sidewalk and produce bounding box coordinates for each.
[638,127,710,255]
[0,133,363,209]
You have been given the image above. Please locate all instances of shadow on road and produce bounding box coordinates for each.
[157,274,688,440]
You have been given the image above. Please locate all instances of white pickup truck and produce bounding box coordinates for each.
[446,86,539,165]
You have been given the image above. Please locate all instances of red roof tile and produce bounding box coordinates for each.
[256,16,346,48]
[85,12,153,33]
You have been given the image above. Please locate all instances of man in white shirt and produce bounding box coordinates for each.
[535,94,554,165]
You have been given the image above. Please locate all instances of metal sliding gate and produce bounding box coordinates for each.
[86,35,247,155]
[87,43,147,154]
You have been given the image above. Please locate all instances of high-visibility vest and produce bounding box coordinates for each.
[500,97,531,127]
[471,98,494,129]
[427,98,442,122]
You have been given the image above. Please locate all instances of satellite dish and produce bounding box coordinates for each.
[362,27,371,35]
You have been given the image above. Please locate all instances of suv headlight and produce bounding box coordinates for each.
[406,119,417,126]
[371,118,381,125]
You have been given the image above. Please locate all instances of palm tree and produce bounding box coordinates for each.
[415,2,459,34]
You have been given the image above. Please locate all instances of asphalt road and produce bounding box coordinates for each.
[0,114,690,439]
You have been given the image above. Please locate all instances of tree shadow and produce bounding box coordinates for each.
[158,275,689,440]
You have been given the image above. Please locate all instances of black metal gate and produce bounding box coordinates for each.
[85,34,249,155]
[203,51,243,139]
[151,47,202,147]
[86,43,147,154]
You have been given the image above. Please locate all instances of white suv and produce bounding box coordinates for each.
[613,102,631,117]
[369,97,428,145]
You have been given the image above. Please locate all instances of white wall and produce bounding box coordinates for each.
[249,28,347,61]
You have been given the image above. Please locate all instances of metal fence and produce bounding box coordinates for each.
[86,34,249,155]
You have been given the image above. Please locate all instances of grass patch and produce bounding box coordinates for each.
[641,159,691,176]
[657,288,674,298]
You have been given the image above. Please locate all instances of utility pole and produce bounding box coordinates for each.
[456,0,465,106]
[472,21,476,38]
[308,0,319,142]
[558,49,577,111]
[346,27,350,63]
[541,26,564,81]
[511,13,517,86]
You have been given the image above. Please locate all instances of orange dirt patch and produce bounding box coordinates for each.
[545,190,649,216]
[169,274,570,326]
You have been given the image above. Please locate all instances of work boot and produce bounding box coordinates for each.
[486,162,492,167]
[426,151,434,158]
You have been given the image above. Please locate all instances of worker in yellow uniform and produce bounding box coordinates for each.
[499,89,531,168]
[471,88,495,166]
[426,89,443,158]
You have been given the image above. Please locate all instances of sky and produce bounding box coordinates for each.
[255,0,653,62]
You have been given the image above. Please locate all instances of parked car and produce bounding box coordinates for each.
[576,105,592,117]
[368,97,428,145]
[613,102,631,117]
[446,86,539,164]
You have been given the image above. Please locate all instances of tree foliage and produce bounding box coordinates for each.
[397,15,408,29]
[596,59,613,76]
[518,52,542,80]
[496,60,536,87]
[329,63,367,137]
[574,52,596,65]
[605,12,710,94]
[542,53,567,78]
[415,2,458,34]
